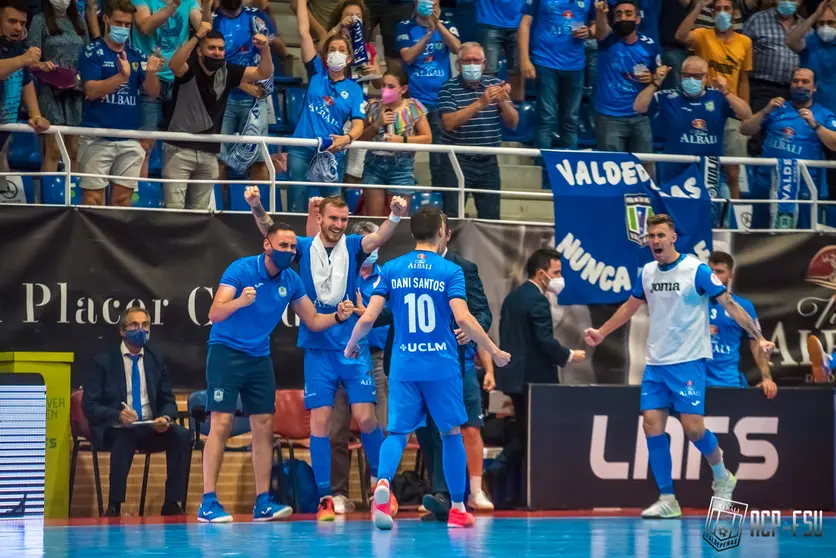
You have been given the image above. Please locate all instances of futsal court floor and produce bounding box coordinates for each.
[4,510,834,557]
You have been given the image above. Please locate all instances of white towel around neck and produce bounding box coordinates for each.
[310,233,349,307]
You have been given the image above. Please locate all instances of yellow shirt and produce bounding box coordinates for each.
[688,28,753,97]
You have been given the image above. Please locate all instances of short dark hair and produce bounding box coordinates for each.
[383,62,409,92]
[647,213,676,231]
[615,0,639,10]
[411,205,444,242]
[267,221,294,237]
[1,0,29,16]
[119,306,150,329]
[319,196,348,213]
[103,0,137,16]
[202,30,225,43]
[792,67,816,85]
[526,248,562,278]
[709,251,735,270]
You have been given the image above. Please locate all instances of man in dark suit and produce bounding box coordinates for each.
[82,306,191,517]
[490,248,586,505]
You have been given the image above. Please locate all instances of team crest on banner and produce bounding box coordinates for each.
[624,194,653,245]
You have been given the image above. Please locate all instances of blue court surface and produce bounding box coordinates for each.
[3,516,835,557]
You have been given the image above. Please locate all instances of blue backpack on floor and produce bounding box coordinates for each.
[270,458,319,513]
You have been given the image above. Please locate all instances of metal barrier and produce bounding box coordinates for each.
[0,123,833,232]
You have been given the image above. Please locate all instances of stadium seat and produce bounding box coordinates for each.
[502,101,534,144]
[229,183,271,211]
[133,180,163,208]
[8,132,41,170]
[212,184,225,210]
[272,390,311,513]
[410,192,443,213]
[269,88,287,134]
[344,188,362,213]
[41,176,82,205]
[286,87,307,131]
[147,141,163,177]
[348,418,369,507]
[1,175,36,203]
[578,101,597,149]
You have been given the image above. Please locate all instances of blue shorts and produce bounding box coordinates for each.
[640,359,707,416]
[462,365,483,428]
[205,343,276,415]
[388,375,468,434]
[303,346,376,410]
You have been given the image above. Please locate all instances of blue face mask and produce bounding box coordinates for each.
[363,249,379,267]
[681,77,704,97]
[109,25,130,44]
[461,64,482,82]
[417,0,433,17]
[715,11,732,32]
[123,328,149,348]
[270,249,294,271]
[777,1,797,17]
[791,87,812,103]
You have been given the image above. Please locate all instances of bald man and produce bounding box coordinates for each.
[634,55,752,184]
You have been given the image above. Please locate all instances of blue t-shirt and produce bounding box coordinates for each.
[761,102,836,187]
[632,255,726,299]
[800,33,836,113]
[296,234,369,350]
[522,0,595,72]
[0,40,32,124]
[208,254,307,357]
[373,250,467,382]
[292,56,366,141]
[214,7,275,100]
[594,32,661,116]
[358,264,391,350]
[132,0,199,83]
[707,294,759,387]
[79,39,148,131]
[477,0,525,29]
[396,19,460,108]
[648,88,734,156]
[607,0,660,45]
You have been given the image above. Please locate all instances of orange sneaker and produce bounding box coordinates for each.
[807,334,830,383]
[447,507,475,528]
[317,496,336,522]
[372,480,394,530]
[389,490,399,517]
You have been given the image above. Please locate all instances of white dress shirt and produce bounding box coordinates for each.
[122,341,153,420]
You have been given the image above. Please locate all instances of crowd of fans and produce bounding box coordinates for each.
[1,0,835,224]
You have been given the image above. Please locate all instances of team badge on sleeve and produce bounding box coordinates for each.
[710,273,722,286]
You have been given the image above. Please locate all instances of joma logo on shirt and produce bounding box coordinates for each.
[650,282,680,292]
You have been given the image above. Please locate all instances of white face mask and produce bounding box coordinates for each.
[327,51,348,72]
[50,0,71,11]
[818,25,836,43]
[543,274,565,295]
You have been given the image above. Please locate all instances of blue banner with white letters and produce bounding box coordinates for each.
[546,150,713,305]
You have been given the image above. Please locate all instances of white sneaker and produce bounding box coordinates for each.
[467,490,494,511]
[333,495,356,515]
[712,472,737,501]
[641,495,682,519]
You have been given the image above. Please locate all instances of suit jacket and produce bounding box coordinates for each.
[378,249,492,375]
[81,344,179,448]
[496,281,571,394]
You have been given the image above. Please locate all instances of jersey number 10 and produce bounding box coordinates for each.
[404,293,436,333]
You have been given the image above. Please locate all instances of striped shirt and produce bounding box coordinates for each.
[437,75,503,147]
[743,7,800,85]
[686,0,760,32]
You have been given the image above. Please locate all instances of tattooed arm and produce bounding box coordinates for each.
[716,291,775,356]
[244,186,274,237]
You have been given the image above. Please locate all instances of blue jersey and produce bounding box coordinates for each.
[292,56,366,141]
[373,250,467,382]
[79,39,148,131]
[296,234,369,350]
[761,102,836,187]
[649,88,734,156]
[522,0,595,72]
[208,254,307,357]
[395,19,460,107]
[213,7,275,100]
[800,33,836,113]
[707,294,759,387]
[477,0,525,29]
[358,264,390,350]
[594,33,661,117]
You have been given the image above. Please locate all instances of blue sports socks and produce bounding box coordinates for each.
[309,435,332,498]
[361,426,384,478]
[441,432,467,504]
[377,432,409,483]
[646,433,674,495]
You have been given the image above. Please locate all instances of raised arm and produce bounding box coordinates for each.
[295,0,318,64]
[595,1,610,41]
[290,0,329,44]
[675,0,708,47]
[245,186,275,236]
[241,35,274,82]
[716,291,774,354]
[786,0,826,53]
[134,1,182,37]
[360,197,409,252]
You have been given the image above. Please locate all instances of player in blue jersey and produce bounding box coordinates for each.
[344,205,511,530]
[198,221,354,523]
[584,214,774,519]
[246,187,407,521]
[707,251,777,398]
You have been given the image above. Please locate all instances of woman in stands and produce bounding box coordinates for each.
[358,68,430,215]
[27,0,89,178]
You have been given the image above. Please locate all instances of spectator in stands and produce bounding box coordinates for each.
[26,0,88,179]
[477,0,524,101]
[78,0,163,207]
[659,1,689,88]
[286,0,364,212]
[438,42,518,220]
[81,305,191,518]
[131,0,207,180]
[593,1,660,160]
[0,0,50,159]
[679,0,761,31]
[163,23,272,209]
[740,67,836,228]
[329,220,390,515]
[289,0,341,45]
[633,57,752,183]
[359,68,431,215]
[612,0,662,44]
[676,0,753,199]
[397,0,461,198]
[519,0,594,163]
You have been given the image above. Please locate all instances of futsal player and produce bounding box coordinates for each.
[584,214,774,519]
[707,251,777,398]
[245,187,407,520]
[199,222,354,523]
[344,205,511,530]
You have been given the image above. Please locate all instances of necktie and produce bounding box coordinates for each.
[128,354,142,421]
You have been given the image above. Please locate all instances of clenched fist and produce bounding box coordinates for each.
[238,286,257,306]
[389,196,408,217]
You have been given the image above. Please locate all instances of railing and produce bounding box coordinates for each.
[0,123,833,233]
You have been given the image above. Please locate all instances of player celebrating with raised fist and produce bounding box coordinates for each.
[584,214,774,519]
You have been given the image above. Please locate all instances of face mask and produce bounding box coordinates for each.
[681,77,704,97]
[108,25,130,45]
[777,1,797,17]
[363,249,379,267]
[123,328,149,348]
[818,25,836,43]
[220,0,243,11]
[50,0,71,12]
[547,277,565,296]
[270,249,294,271]
[715,11,732,32]
[327,51,348,72]
[791,87,812,103]
[461,64,482,82]
[417,0,433,17]
[203,56,225,72]
[613,20,637,38]
[381,87,401,104]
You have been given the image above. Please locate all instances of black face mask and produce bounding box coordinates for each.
[613,20,637,38]
[220,0,242,11]
[203,56,226,72]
